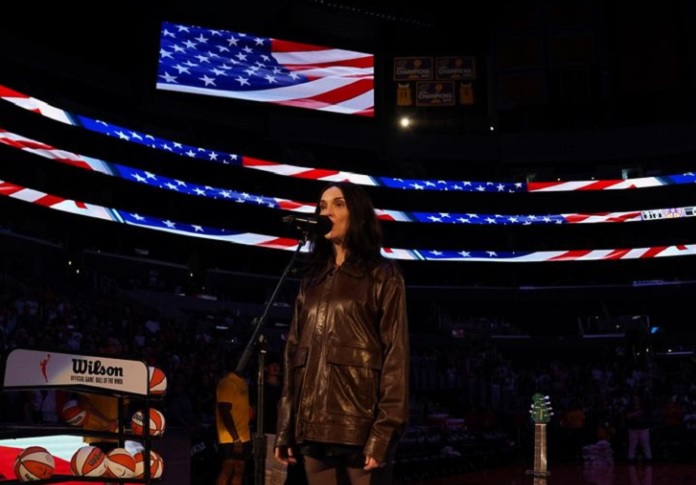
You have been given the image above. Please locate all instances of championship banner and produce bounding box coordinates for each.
[436,56,476,80]
[415,81,455,106]
[393,57,433,81]
[3,348,149,395]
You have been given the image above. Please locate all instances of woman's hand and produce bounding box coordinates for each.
[274,446,297,465]
[363,455,385,471]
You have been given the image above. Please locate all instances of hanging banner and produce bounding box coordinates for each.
[436,56,477,80]
[396,83,414,106]
[393,57,433,81]
[415,81,456,106]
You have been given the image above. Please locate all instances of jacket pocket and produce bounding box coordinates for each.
[325,346,381,417]
[326,346,382,369]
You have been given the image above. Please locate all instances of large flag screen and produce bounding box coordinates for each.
[155,21,375,117]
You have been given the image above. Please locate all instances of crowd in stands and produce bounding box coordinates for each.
[3,236,696,483]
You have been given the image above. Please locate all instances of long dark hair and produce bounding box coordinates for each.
[304,182,383,276]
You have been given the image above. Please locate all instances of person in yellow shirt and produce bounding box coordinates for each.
[216,355,252,485]
[78,337,124,454]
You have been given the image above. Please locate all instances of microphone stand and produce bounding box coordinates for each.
[235,230,310,485]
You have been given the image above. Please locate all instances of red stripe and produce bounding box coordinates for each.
[576,180,624,191]
[0,85,27,98]
[275,78,373,112]
[0,131,96,171]
[563,214,593,223]
[547,249,593,261]
[271,39,334,53]
[33,194,66,207]
[285,56,374,70]
[0,181,24,195]
[258,237,300,248]
[607,212,640,222]
[59,159,95,171]
[528,180,625,192]
[640,246,668,258]
[293,168,341,180]
[278,200,313,210]
[603,248,632,260]
[0,136,51,151]
[527,181,564,191]
[241,156,276,167]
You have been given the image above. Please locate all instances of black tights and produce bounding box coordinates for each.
[303,454,393,485]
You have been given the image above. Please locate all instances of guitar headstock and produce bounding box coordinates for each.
[530,392,553,424]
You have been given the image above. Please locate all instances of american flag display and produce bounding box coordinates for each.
[4,128,696,225]
[2,83,695,193]
[2,179,696,263]
[155,21,375,117]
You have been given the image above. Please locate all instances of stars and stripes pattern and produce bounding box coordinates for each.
[4,127,696,225]
[382,245,696,262]
[156,21,375,116]
[3,83,696,193]
[2,178,696,263]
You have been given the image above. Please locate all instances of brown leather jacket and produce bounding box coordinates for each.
[275,259,410,463]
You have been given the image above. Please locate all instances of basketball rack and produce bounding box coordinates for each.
[0,348,163,483]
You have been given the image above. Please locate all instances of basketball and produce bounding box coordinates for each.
[131,408,166,436]
[61,400,88,427]
[70,445,107,477]
[148,366,168,396]
[105,447,136,478]
[133,449,163,479]
[14,446,55,481]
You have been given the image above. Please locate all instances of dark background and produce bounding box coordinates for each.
[0,0,695,336]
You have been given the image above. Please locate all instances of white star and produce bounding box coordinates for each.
[199,75,216,86]
[172,64,190,74]
[159,72,177,83]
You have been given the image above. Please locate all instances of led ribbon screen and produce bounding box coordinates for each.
[2,84,695,192]
[1,179,695,262]
[2,129,694,225]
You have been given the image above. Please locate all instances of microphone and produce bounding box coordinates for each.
[283,214,333,234]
